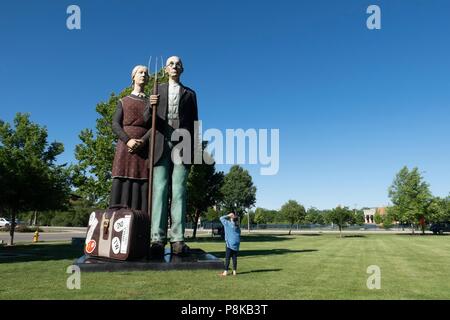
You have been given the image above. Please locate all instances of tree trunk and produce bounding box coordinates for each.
[339,225,342,238]
[192,209,200,240]
[33,211,39,226]
[9,209,17,246]
[288,224,292,235]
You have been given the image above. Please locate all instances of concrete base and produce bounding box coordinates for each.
[74,248,223,272]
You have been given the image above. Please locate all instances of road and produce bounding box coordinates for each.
[0,230,86,244]
[0,226,434,244]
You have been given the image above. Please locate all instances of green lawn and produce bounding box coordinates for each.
[1,233,449,299]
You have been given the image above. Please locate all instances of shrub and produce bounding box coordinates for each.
[1,225,43,232]
[382,215,394,229]
[15,225,44,233]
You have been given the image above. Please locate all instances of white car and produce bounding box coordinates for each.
[0,217,11,228]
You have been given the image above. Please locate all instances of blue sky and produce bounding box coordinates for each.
[1,0,449,210]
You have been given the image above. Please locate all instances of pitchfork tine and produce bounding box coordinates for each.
[147,56,152,75]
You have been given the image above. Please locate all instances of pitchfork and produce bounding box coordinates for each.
[147,56,165,223]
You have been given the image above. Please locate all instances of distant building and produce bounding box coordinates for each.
[363,208,376,224]
[362,207,387,224]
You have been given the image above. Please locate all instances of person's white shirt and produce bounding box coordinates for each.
[168,79,181,125]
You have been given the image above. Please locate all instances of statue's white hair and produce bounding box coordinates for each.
[131,65,149,85]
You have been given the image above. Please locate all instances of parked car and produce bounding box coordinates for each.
[430,222,450,235]
[0,217,11,228]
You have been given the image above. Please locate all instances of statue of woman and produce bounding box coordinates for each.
[110,65,157,211]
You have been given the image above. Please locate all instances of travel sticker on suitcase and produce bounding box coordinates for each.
[85,212,98,254]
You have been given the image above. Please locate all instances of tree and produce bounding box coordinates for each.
[428,195,450,224]
[388,166,432,234]
[253,207,278,225]
[305,207,330,225]
[37,197,97,227]
[386,206,400,225]
[280,200,306,235]
[254,208,267,225]
[381,213,394,229]
[374,212,383,225]
[326,206,353,238]
[305,207,318,224]
[0,113,71,245]
[241,210,255,227]
[205,207,223,223]
[267,209,280,223]
[352,209,365,226]
[220,165,257,230]
[72,71,167,206]
[186,143,224,239]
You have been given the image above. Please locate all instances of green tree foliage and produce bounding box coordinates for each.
[381,213,394,229]
[374,212,383,225]
[220,165,256,218]
[254,208,266,225]
[253,207,279,225]
[186,143,224,239]
[352,209,365,225]
[427,195,450,224]
[304,207,328,225]
[0,113,71,245]
[35,197,97,227]
[72,71,167,206]
[241,211,255,227]
[385,206,400,225]
[280,200,306,235]
[326,206,353,238]
[205,207,223,223]
[305,207,318,224]
[388,166,432,234]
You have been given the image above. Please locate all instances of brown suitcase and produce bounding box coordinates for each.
[84,206,150,261]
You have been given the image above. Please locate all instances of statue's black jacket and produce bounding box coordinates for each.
[144,82,199,165]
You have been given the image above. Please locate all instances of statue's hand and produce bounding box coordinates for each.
[134,139,144,151]
[150,94,159,106]
[127,139,143,153]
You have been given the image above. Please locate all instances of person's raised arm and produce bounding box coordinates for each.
[220,213,235,225]
[220,214,228,225]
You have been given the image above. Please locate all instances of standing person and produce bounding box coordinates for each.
[110,65,158,211]
[219,212,241,276]
[147,56,199,256]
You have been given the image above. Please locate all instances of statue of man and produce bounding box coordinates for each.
[147,56,198,256]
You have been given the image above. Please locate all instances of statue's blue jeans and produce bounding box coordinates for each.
[150,140,189,245]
